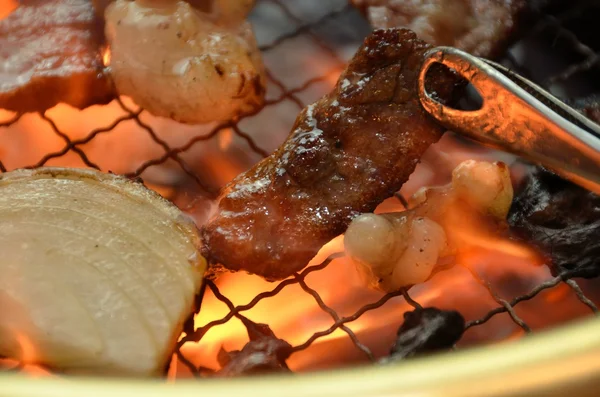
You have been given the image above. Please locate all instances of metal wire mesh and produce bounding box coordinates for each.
[1,0,600,377]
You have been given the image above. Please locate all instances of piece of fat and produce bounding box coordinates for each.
[104,0,266,125]
[0,168,206,377]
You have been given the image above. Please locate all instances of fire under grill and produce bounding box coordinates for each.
[1,0,600,380]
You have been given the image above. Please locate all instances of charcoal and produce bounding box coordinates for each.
[508,167,600,278]
[383,307,465,362]
[215,318,292,377]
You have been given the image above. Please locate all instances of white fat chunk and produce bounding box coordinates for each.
[345,160,513,292]
[105,0,265,124]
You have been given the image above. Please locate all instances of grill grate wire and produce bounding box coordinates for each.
[1,0,599,376]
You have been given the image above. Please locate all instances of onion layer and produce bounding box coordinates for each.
[0,168,205,377]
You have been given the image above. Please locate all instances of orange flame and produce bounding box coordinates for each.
[0,103,590,378]
[218,129,233,151]
[442,203,542,267]
[0,334,51,377]
[102,47,111,67]
[0,0,18,19]
[15,334,36,363]
[175,201,551,376]
[173,150,585,377]
[0,40,592,379]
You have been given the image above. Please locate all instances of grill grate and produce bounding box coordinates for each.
[1,0,600,376]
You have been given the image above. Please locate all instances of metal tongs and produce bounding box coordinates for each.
[418,47,600,195]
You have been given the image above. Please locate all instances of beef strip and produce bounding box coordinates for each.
[202,28,463,280]
[0,0,114,113]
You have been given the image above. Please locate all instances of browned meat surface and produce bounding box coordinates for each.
[0,0,114,113]
[202,28,463,281]
[508,167,600,279]
[351,0,527,58]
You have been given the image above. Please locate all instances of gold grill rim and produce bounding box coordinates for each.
[1,315,600,397]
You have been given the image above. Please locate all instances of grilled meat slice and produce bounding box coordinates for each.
[508,167,600,278]
[0,0,114,113]
[351,0,529,59]
[202,28,463,281]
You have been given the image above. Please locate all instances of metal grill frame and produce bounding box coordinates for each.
[1,0,599,377]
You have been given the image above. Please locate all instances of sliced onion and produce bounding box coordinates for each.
[0,167,205,377]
